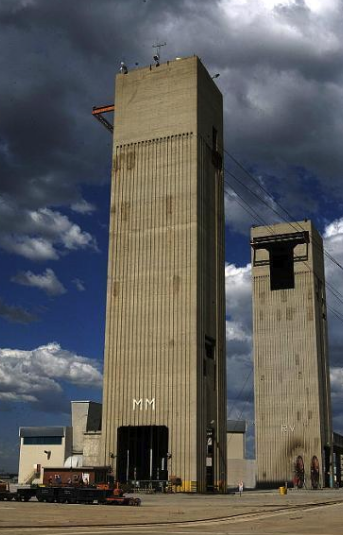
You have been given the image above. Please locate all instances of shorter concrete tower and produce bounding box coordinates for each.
[251,221,332,488]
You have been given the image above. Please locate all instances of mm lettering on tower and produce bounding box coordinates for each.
[133,398,156,411]
[101,56,226,492]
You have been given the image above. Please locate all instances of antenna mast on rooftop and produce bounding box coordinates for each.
[152,41,167,61]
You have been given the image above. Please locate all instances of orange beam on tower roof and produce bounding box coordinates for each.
[92,104,115,115]
[92,104,115,133]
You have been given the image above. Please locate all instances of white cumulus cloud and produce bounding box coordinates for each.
[0,197,98,261]
[0,343,102,410]
[71,199,96,215]
[225,262,254,455]
[72,278,86,292]
[12,268,67,296]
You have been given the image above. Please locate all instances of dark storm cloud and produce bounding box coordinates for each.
[2,0,343,229]
[0,0,198,210]
[329,344,343,368]
[0,297,37,324]
[1,0,116,209]
[2,0,342,339]
[159,0,343,221]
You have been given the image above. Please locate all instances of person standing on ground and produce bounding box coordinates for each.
[238,480,244,496]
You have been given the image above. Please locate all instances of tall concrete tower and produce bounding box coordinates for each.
[101,56,226,492]
[251,221,332,488]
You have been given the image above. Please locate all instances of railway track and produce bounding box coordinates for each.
[0,498,342,532]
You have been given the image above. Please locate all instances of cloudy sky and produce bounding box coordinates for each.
[1,0,343,471]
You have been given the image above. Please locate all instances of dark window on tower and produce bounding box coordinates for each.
[212,127,218,151]
[205,339,215,359]
[211,127,222,169]
[270,245,295,291]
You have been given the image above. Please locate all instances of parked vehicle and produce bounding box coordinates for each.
[0,480,141,506]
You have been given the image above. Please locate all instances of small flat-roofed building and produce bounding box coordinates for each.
[71,401,102,454]
[227,420,246,460]
[227,420,256,489]
[18,426,72,485]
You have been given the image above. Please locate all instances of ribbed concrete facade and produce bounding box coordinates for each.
[101,56,226,492]
[251,221,332,488]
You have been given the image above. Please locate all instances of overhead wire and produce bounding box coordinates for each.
[327,304,343,323]
[223,174,343,325]
[224,181,275,231]
[226,367,254,443]
[223,145,343,273]
[221,161,343,437]
[218,142,343,419]
[219,147,343,322]
[196,139,343,432]
[222,164,343,311]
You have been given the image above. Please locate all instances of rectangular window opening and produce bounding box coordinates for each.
[23,436,62,445]
[212,127,217,152]
[205,336,215,359]
[270,245,295,291]
[211,126,222,169]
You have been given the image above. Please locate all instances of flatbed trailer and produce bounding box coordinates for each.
[0,486,43,502]
[16,488,37,501]
[0,483,141,505]
[36,486,140,505]
[0,482,18,501]
[0,490,17,501]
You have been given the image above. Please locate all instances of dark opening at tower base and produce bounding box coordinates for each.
[117,425,169,486]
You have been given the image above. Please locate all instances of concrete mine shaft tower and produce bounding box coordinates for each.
[101,56,226,492]
[251,221,332,489]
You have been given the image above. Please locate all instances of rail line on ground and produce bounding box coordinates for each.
[0,498,343,533]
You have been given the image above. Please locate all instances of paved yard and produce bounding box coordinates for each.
[0,489,342,535]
